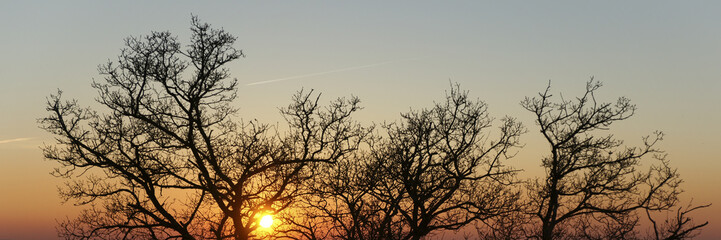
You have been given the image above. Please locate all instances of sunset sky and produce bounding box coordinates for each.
[1,1,720,239]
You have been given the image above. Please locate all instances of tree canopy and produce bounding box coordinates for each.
[42,18,709,240]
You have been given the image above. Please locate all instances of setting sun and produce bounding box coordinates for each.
[259,215,274,228]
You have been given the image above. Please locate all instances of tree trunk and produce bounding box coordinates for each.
[541,221,554,240]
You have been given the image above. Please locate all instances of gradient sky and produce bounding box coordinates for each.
[1,1,719,239]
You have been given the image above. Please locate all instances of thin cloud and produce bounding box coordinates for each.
[247,58,421,86]
[0,137,32,144]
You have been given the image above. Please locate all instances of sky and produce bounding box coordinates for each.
[1,1,720,239]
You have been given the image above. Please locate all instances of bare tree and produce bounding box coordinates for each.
[474,210,530,240]
[371,84,524,240]
[645,202,710,240]
[276,150,379,240]
[520,79,706,240]
[278,84,524,240]
[41,17,367,240]
[40,16,709,240]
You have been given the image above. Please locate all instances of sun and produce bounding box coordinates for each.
[259,214,274,228]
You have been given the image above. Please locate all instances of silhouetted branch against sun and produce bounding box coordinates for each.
[41,16,369,240]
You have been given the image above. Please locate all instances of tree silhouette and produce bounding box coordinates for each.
[283,85,524,240]
[375,85,523,240]
[276,147,379,240]
[41,17,368,240]
[41,17,709,240]
[519,79,708,240]
[644,201,709,240]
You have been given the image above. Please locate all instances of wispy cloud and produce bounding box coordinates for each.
[0,137,32,144]
[247,58,422,86]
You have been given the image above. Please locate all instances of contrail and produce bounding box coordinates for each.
[0,137,32,144]
[247,58,421,86]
